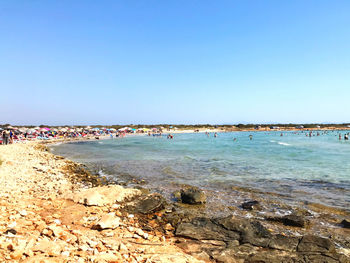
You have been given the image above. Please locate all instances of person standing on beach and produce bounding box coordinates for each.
[3,130,9,145]
[9,130,14,144]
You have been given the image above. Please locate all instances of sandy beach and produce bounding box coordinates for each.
[0,142,203,262]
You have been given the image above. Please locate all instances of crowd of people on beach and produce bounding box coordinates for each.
[0,126,160,145]
[1,125,350,145]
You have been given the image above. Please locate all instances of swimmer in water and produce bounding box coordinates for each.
[249,135,253,140]
[233,138,237,142]
[214,132,217,138]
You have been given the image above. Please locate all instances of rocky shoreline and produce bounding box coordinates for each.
[0,142,349,262]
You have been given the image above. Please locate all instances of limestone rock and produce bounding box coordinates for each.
[32,239,63,256]
[73,185,141,206]
[94,213,120,230]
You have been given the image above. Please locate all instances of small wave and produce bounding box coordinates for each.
[278,142,291,146]
[270,140,276,143]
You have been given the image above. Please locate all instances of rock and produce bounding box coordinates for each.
[281,214,307,227]
[73,185,141,206]
[5,229,17,235]
[76,191,105,206]
[118,242,128,253]
[19,210,28,216]
[210,248,240,263]
[180,187,206,205]
[241,200,260,210]
[266,213,308,228]
[341,219,350,228]
[47,225,64,237]
[175,217,240,241]
[32,239,63,256]
[172,190,181,200]
[215,216,271,247]
[94,213,120,230]
[192,251,211,261]
[297,234,335,253]
[125,193,166,214]
[268,234,300,252]
[10,250,24,260]
[246,250,299,263]
[92,252,123,262]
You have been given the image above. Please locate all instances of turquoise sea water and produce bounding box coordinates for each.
[51,131,350,211]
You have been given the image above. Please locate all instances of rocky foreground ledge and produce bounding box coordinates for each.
[0,143,201,263]
[0,142,349,263]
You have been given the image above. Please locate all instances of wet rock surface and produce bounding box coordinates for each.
[169,212,349,263]
[180,187,207,205]
[265,213,308,228]
[241,200,261,210]
[341,219,350,229]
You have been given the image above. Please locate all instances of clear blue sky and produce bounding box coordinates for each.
[1,1,349,125]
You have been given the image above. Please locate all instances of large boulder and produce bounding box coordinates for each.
[180,187,206,205]
[72,185,141,206]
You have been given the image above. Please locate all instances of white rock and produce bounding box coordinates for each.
[95,213,120,230]
[19,210,27,216]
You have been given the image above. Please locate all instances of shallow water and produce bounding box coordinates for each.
[51,131,350,212]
